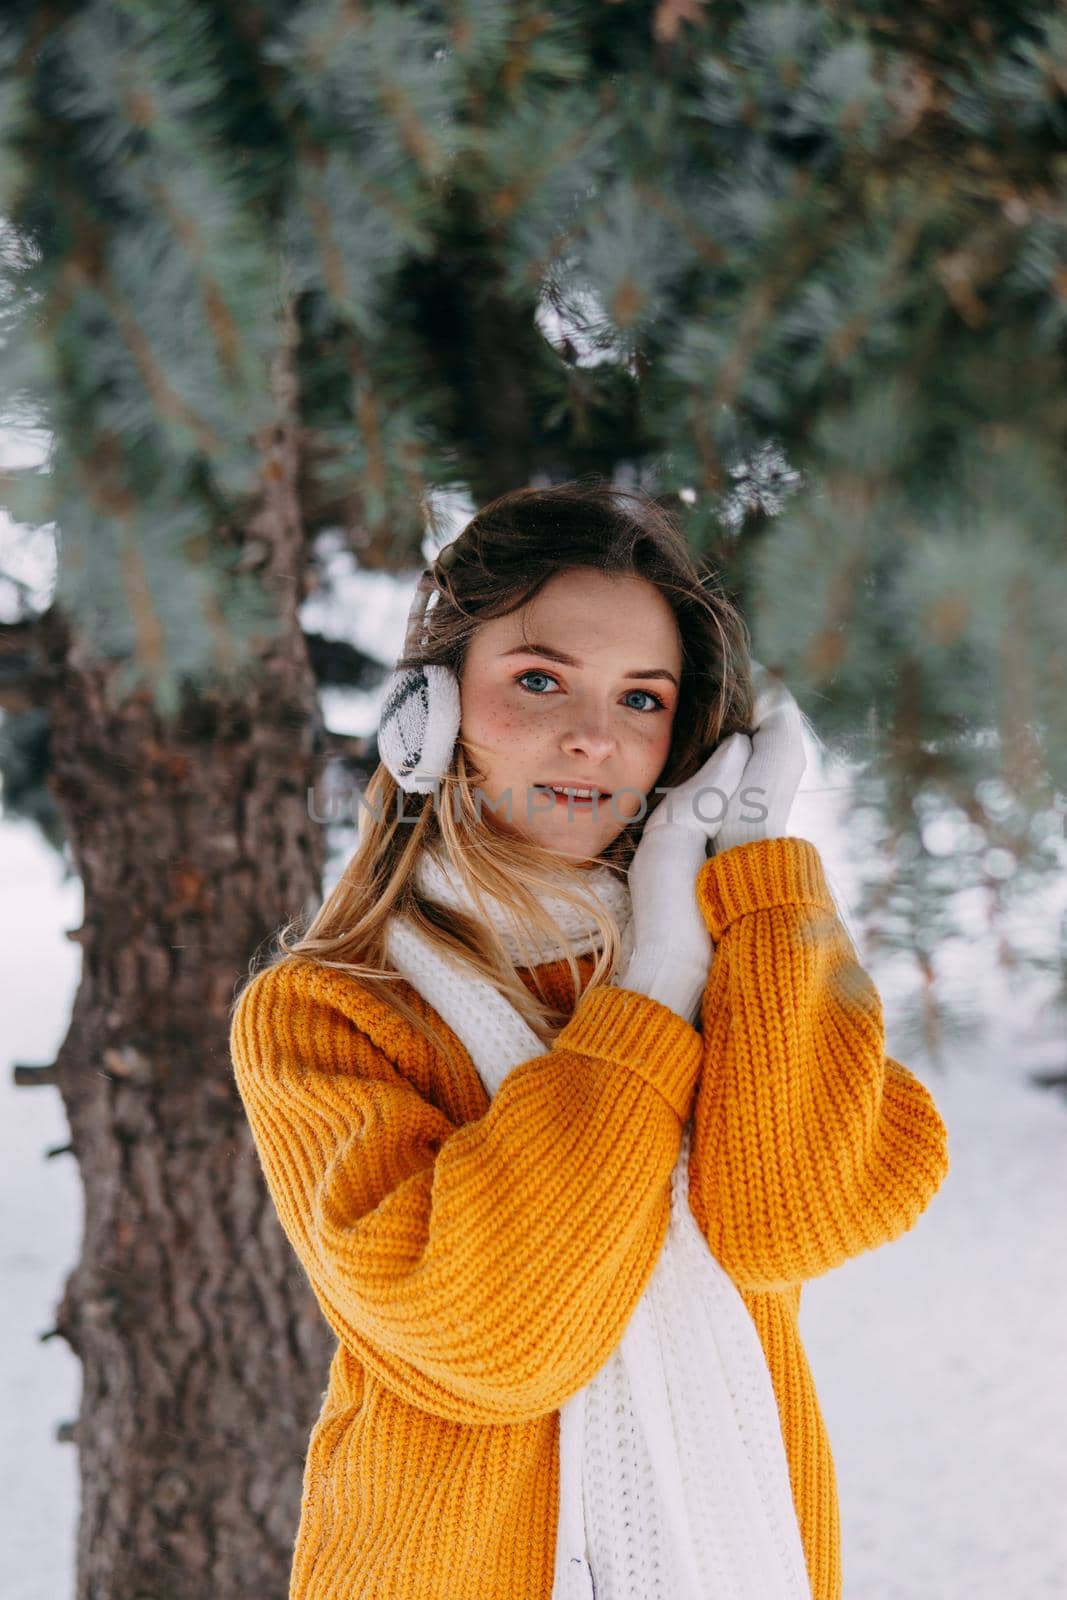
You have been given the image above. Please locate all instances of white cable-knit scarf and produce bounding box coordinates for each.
[384,850,813,1600]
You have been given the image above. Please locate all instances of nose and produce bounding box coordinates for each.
[559,711,617,765]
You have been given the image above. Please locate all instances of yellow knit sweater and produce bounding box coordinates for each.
[229,836,949,1600]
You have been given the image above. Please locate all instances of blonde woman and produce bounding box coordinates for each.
[229,479,949,1600]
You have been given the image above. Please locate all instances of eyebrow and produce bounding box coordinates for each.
[499,642,679,690]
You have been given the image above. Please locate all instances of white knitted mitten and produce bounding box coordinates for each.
[714,660,807,856]
[619,732,752,1023]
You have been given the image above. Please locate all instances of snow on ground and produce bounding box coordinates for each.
[789,760,1067,1599]
[803,1056,1067,1598]
[2,726,1065,1598]
[1,822,82,1598]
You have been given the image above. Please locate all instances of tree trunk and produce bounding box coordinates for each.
[33,464,334,1595]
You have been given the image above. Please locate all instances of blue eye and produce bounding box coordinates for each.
[514,670,667,713]
[515,670,557,694]
[624,688,667,712]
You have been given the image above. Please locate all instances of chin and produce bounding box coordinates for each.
[542,828,619,863]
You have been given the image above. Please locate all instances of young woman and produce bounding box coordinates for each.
[229,480,949,1600]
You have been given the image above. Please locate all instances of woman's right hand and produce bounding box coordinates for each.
[619,733,752,1022]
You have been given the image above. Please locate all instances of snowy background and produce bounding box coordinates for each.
[3,542,1067,1597]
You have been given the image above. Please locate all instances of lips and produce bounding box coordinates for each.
[539,782,613,798]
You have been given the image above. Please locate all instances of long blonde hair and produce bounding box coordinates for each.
[234,478,755,1061]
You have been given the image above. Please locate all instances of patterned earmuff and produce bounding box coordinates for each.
[376,545,463,794]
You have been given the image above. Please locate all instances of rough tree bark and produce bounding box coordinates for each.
[19,397,336,1597]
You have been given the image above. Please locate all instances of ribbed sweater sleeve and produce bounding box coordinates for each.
[229,959,702,1427]
[689,836,950,1293]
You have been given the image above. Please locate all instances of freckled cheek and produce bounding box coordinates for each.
[468,697,528,745]
[461,689,543,774]
[632,721,675,792]
[635,717,674,763]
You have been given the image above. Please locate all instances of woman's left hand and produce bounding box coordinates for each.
[713,659,807,855]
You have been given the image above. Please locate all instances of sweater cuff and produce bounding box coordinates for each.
[696,836,833,943]
[555,985,702,1122]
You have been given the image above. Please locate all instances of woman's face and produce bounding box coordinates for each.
[458,566,683,862]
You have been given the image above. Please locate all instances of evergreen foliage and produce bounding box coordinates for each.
[2,0,1065,1029]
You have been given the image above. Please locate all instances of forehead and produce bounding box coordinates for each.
[478,569,681,656]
